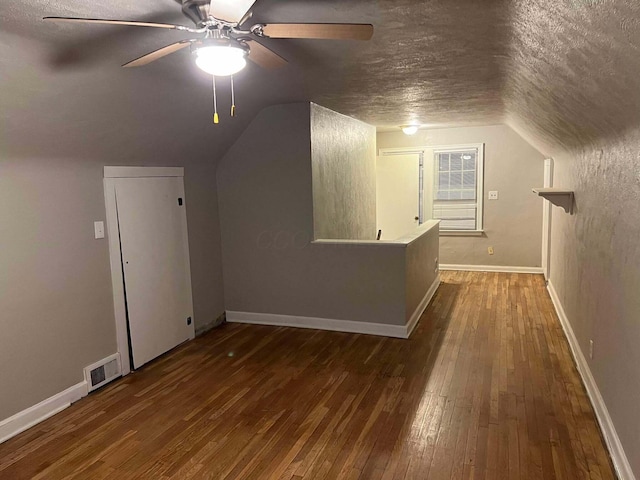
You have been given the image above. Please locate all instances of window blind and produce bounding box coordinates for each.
[433,149,479,230]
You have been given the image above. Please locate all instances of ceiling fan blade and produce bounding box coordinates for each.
[246,40,287,70]
[122,41,192,68]
[261,23,374,41]
[43,16,192,31]
[208,0,258,24]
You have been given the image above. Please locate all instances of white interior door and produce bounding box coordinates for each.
[376,153,420,240]
[114,176,194,369]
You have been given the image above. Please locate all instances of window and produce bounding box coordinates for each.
[376,143,484,236]
[432,145,484,231]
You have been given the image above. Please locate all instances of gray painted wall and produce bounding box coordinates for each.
[0,159,225,421]
[0,35,226,421]
[218,102,431,325]
[0,159,117,421]
[548,131,640,476]
[311,103,377,240]
[377,124,545,267]
[404,224,440,323]
[217,103,316,316]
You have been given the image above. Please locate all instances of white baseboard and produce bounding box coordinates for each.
[439,264,543,274]
[0,381,88,445]
[227,311,408,338]
[547,282,636,480]
[228,276,441,340]
[406,274,441,337]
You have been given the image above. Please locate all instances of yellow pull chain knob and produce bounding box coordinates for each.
[213,113,219,124]
[231,105,236,117]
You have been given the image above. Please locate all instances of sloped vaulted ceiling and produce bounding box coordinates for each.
[1,0,640,159]
[504,0,640,153]
[0,0,510,162]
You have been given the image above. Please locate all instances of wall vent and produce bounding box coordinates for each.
[84,353,122,392]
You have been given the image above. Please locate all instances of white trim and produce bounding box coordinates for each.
[0,382,88,445]
[227,276,441,340]
[542,158,554,281]
[104,178,132,376]
[378,143,484,156]
[103,168,195,376]
[440,230,484,237]
[227,311,408,338]
[378,148,427,156]
[439,264,543,274]
[104,166,184,178]
[406,274,441,337]
[547,282,636,480]
[432,144,484,232]
[378,143,485,232]
[313,221,440,247]
[311,239,407,248]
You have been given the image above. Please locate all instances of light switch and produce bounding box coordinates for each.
[488,191,499,200]
[94,221,105,239]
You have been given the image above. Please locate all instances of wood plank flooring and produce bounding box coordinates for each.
[0,272,616,479]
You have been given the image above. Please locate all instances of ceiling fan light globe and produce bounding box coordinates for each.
[195,46,247,76]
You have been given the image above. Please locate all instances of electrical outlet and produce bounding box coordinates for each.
[488,191,499,200]
[589,340,594,359]
[434,257,439,272]
[488,246,494,255]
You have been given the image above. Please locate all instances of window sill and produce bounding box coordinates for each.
[440,230,484,237]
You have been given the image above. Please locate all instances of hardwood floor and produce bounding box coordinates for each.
[0,272,616,479]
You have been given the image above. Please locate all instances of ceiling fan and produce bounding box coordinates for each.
[44,0,374,86]
[44,0,373,122]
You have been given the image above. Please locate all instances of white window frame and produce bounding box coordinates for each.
[377,143,484,236]
[432,144,484,234]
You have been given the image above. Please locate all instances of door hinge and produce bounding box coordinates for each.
[186,316,192,326]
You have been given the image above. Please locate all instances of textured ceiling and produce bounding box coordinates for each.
[504,0,640,153]
[1,0,640,160]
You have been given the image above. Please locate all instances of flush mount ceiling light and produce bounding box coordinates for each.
[193,42,248,76]
[401,125,420,135]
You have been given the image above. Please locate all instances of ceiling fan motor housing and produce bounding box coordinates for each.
[191,37,249,54]
[176,0,212,27]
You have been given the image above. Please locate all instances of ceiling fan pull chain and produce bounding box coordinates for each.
[231,75,236,117]
[212,75,219,124]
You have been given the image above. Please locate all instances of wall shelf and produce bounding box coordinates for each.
[532,188,574,213]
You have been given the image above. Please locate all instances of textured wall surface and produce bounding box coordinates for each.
[0,0,513,160]
[378,125,545,268]
[502,2,640,476]
[504,0,640,152]
[311,104,377,240]
[549,132,640,477]
[295,0,510,128]
[4,0,639,151]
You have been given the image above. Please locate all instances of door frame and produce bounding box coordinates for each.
[379,144,485,232]
[103,166,195,376]
[542,158,554,281]
[377,149,425,224]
